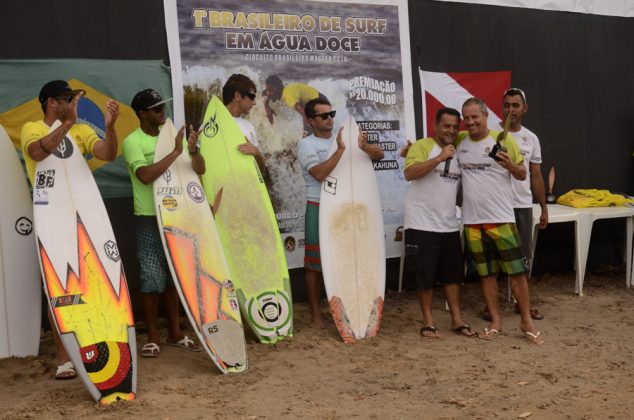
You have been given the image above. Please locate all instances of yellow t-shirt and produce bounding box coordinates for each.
[20,120,100,184]
[281,83,319,108]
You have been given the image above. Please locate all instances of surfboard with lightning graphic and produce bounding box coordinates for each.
[33,120,136,405]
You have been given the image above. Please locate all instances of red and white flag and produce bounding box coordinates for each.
[419,69,511,137]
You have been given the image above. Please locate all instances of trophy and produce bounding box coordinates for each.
[546,166,557,203]
[489,111,511,161]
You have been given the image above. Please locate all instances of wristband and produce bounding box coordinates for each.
[39,139,54,154]
[189,146,200,155]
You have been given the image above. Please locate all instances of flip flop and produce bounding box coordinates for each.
[141,342,160,358]
[453,324,478,338]
[480,328,503,340]
[515,305,545,320]
[420,326,439,339]
[523,330,545,345]
[55,361,76,380]
[167,335,201,352]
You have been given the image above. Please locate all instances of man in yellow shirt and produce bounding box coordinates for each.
[263,75,324,132]
[20,80,119,379]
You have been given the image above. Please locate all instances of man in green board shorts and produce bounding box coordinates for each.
[122,89,203,357]
[21,80,120,379]
[457,97,543,345]
[481,88,548,322]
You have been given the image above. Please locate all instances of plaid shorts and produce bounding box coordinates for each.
[135,216,174,293]
[304,201,321,272]
[464,223,528,277]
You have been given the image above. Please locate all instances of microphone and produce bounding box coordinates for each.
[443,157,451,176]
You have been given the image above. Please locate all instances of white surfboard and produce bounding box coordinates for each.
[33,120,136,404]
[153,119,247,373]
[0,124,40,358]
[319,116,386,343]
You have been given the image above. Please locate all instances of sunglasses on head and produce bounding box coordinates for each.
[313,110,336,120]
[242,92,256,101]
[504,88,526,102]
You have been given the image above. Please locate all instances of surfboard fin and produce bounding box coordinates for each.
[211,187,224,217]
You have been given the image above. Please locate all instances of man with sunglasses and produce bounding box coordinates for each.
[20,79,120,379]
[222,74,266,174]
[123,89,203,358]
[481,88,548,322]
[297,98,384,328]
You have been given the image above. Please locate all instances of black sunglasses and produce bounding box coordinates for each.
[55,95,74,103]
[313,110,336,120]
[146,104,165,112]
[242,92,256,101]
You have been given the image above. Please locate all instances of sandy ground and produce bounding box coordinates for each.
[2,271,634,419]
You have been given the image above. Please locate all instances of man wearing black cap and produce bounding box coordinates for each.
[20,80,120,379]
[123,89,203,358]
[21,80,119,182]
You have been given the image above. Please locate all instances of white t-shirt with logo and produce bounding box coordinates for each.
[234,117,259,147]
[491,122,542,208]
[404,138,461,232]
[297,133,334,202]
[456,130,524,224]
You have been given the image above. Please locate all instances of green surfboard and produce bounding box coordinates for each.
[199,96,292,344]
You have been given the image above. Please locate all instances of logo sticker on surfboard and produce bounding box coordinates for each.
[156,186,182,195]
[324,176,337,195]
[187,182,205,203]
[162,169,172,184]
[246,291,292,333]
[51,136,74,159]
[104,240,120,262]
[162,195,178,211]
[35,169,55,188]
[202,112,219,138]
[15,216,33,235]
[34,169,56,205]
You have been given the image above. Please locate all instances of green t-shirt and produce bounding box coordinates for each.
[122,127,159,216]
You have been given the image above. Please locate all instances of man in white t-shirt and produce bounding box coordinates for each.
[482,88,548,321]
[222,74,266,174]
[404,107,477,339]
[457,97,543,345]
[297,98,384,328]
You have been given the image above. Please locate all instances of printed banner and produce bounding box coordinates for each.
[420,69,511,137]
[165,0,414,268]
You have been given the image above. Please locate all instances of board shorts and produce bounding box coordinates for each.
[135,216,174,294]
[304,200,321,272]
[464,223,528,278]
[404,229,464,291]
[514,207,533,263]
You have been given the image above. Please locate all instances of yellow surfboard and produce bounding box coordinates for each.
[34,121,136,404]
[199,97,292,344]
[154,119,247,373]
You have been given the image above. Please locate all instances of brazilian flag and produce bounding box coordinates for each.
[0,59,172,198]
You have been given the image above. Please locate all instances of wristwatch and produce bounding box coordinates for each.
[189,145,200,155]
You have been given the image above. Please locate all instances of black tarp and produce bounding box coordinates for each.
[1,0,631,289]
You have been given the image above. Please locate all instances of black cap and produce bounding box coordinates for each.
[131,89,173,112]
[39,80,86,104]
